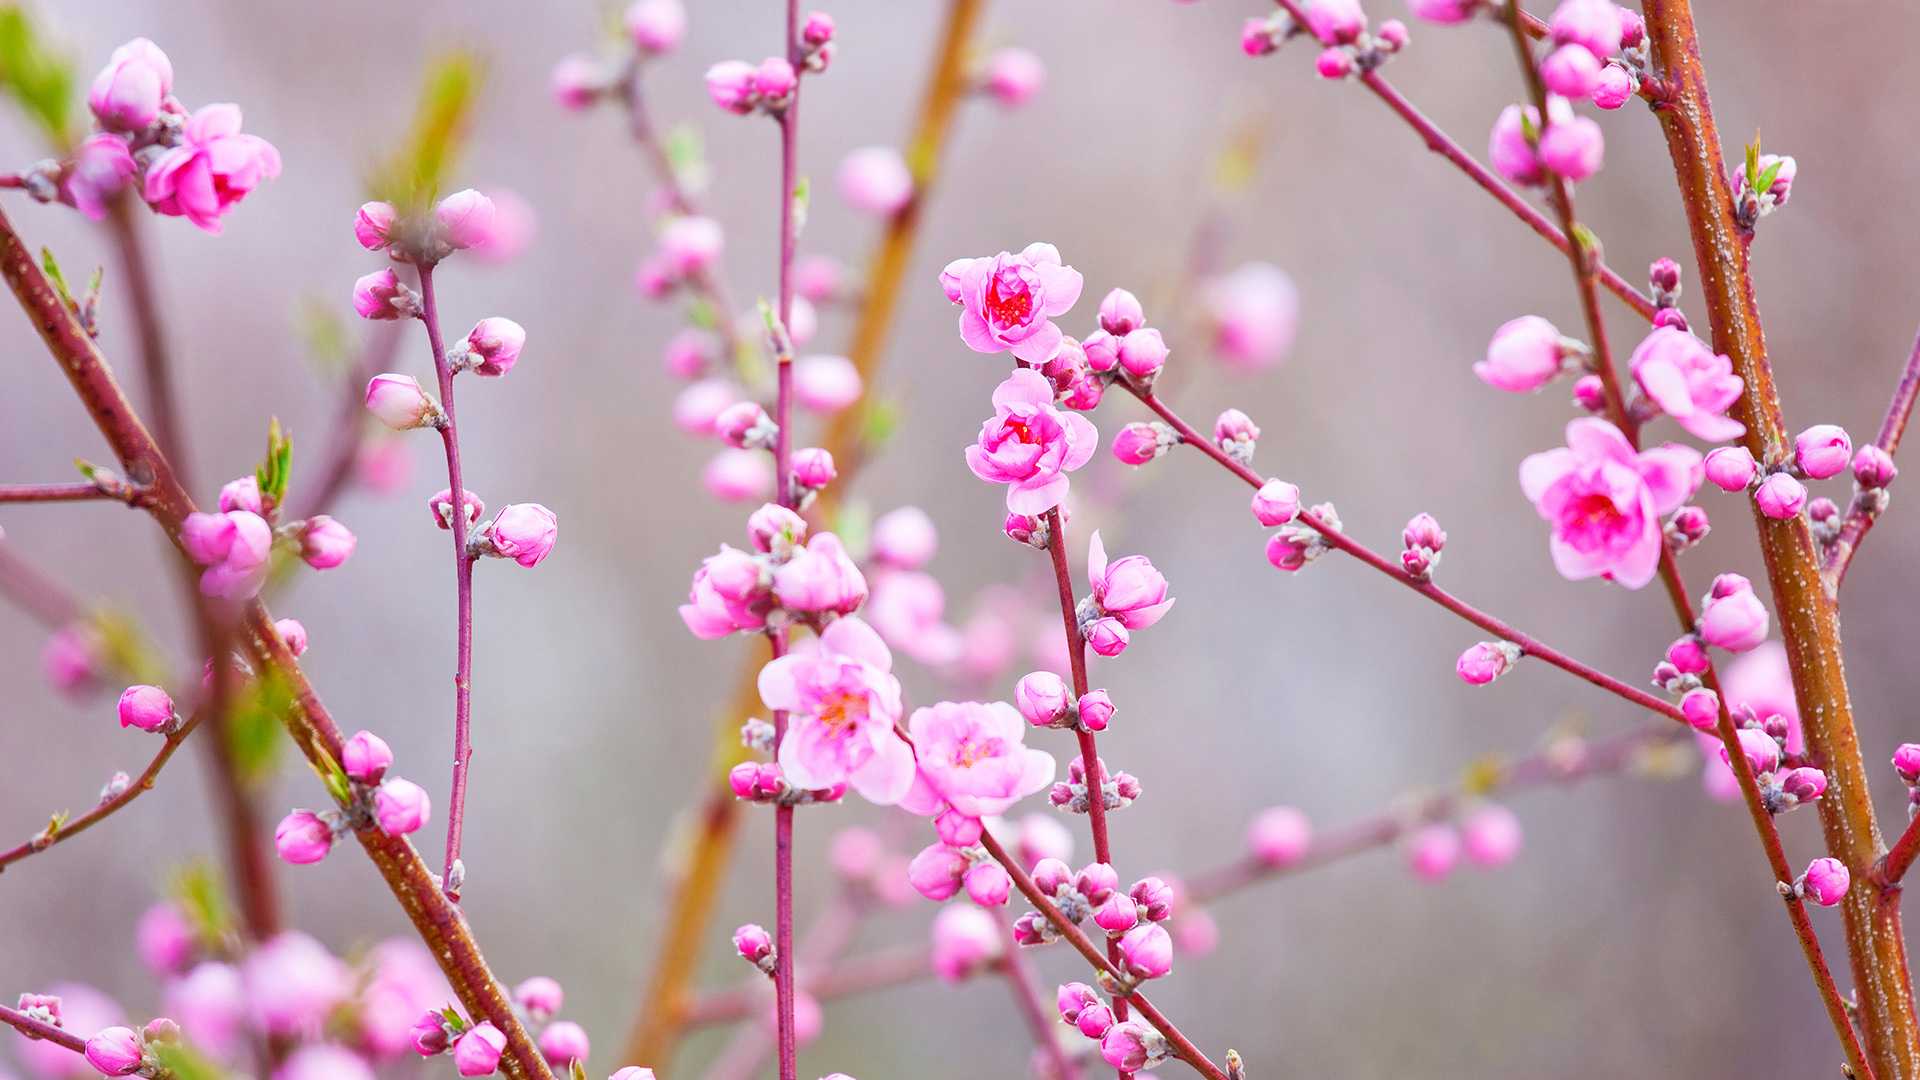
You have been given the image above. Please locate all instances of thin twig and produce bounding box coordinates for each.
[0,711,203,870]
[0,1002,88,1054]
[1824,322,1920,593]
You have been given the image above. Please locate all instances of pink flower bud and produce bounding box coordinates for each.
[299,516,357,570]
[139,902,194,975]
[118,684,173,732]
[773,533,866,614]
[1032,858,1073,898]
[453,1023,505,1076]
[1781,767,1827,804]
[1490,104,1543,186]
[435,190,496,250]
[627,0,687,53]
[1549,0,1623,55]
[1248,806,1312,866]
[1403,512,1446,555]
[1406,823,1461,882]
[1099,288,1145,335]
[1669,505,1710,548]
[1112,423,1164,466]
[1129,876,1175,922]
[673,379,736,436]
[748,504,808,553]
[1572,373,1607,413]
[1896,744,1920,785]
[1118,328,1169,379]
[1057,982,1100,1024]
[273,811,333,865]
[836,146,913,217]
[705,60,758,114]
[508,977,563,1026]
[727,761,761,800]
[1377,18,1410,50]
[802,11,835,46]
[964,862,1012,906]
[365,374,435,430]
[907,843,969,901]
[1855,444,1897,489]
[663,329,715,381]
[65,133,138,222]
[1703,446,1757,491]
[659,215,724,277]
[794,255,844,303]
[1699,586,1768,653]
[930,904,1004,983]
[551,54,600,111]
[1460,804,1523,868]
[354,270,410,321]
[1653,307,1689,331]
[410,1011,450,1056]
[1408,0,1480,23]
[790,447,837,491]
[88,39,172,131]
[733,923,774,968]
[1754,472,1807,519]
[1251,479,1301,526]
[1093,892,1139,933]
[276,618,308,657]
[1477,315,1565,392]
[793,354,863,412]
[1015,671,1069,727]
[705,449,775,502]
[1592,63,1634,108]
[1076,690,1114,732]
[716,401,774,448]
[1456,640,1518,684]
[1085,617,1130,657]
[1117,922,1173,979]
[872,506,936,569]
[219,475,263,515]
[1794,424,1852,480]
[1619,6,1645,45]
[1648,257,1682,293]
[935,809,983,847]
[1215,407,1260,448]
[354,202,397,251]
[611,1071,657,1080]
[984,48,1045,108]
[1680,688,1721,731]
[1076,861,1119,905]
[1539,115,1604,182]
[1720,727,1782,776]
[1540,43,1601,97]
[753,57,798,102]
[342,730,393,783]
[537,1022,589,1066]
[431,488,486,531]
[1315,47,1355,79]
[85,1027,145,1075]
[1305,0,1367,44]
[1101,1022,1155,1072]
[373,778,431,836]
[486,504,559,567]
[1803,857,1850,906]
[465,318,525,377]
[1709,572,1751,600]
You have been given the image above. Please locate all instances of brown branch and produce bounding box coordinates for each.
[0,481,130,503]
[1823,322,1920,594]
[0,711,203,870]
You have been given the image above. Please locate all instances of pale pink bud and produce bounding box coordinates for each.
[88,39,173,131]
[1098,288,1145,335]
[626,0,688,53]
[1057,982,1101,1025]
[635,259,673,298]
[1085,617,1129,657]
[1248,806,1312,866]
[1548,0,1623,56]
[1456,640,1518,684]
[411,1013,450,1056]
[705,60,759,114]
[748,503,808,552]
[537,1022,588,1067]
[984,48,1045,108]
[660,215,724,276]
[1076,861,1120,905]
[354,270,410,321]
[1093,892,1139,933]
[1101,1022,1155,1072]
[1755,472,1807,519]
[435,190,496,250]
[273,811,333,865]
[1117,327,1169,379]
[1894,744,1920,784]
[1015,671,1069,727]
[674,379,737,436]
[1666,634,1709,674]
[1668,505,1710,549]
[276,618,308,656]
[836,146,913,216]
[1408,0,1479,22]
[1118,922,1173,979]
[1460,804,1522,867]
[1112,422,1164,466]
[907,843,969,901]
[551,54,600,111]
[793,354,863,412]
[1405,823,1461,882]
[1680,688,1720,731]
[1129,876,1175,922]
[299,516,356,569]
[431,488,486,531]
[486,504,558,567]
[1591,63,1634,109]
[1781,767,1827,804]
[930,904,1004,983]
[453,1023,505,1076]
[829,826,882,879]
[342,730,393,783]
[1720,727,1782,776]
[964,862,1012,906]
[1855,445,1897,489]
[118,684,173,732]
[1076,689,1115,732]
[219,475,263,515]
[752,57,798,102]
[663,329,715,380]
[1477,315,1565,392]
[354,202,397,251]
[64,133,138,222]
[1539,115,1604,182]
[872,506,937,568]
[365,374,435,430]
[1572,373,1607,413]
[373,778,431,836]
[1649,257,1682,293]
[802,12,836,47]
[1017,813,1074,870]
[1490,104,1543,186]
[465,318,525,377]
[1305,0,1367,43]
[1703,445,1757,491]
[85,1027,144,1075]
[1540,43,1601,98]
[1315,47,1355,79]
[1251,479,1301,526]
[1803,857,1849,906]
[1700,586,1768,652]
[1032,858,1073,897]
[935,809,983,847]
[792,447,836,490]
[794,255,844,302]
[1709,572,1751,599]
[772,533,867,614]
[1794,424,1852,480]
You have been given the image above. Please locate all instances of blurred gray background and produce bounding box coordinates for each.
[3,1,1918,1078]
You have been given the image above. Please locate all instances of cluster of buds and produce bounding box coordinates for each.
[1649,257,1682,310]
[705,16,834,119]
[503,978,593,1068]
[1239,8,1297,58]
[1213,409,1261,467]
[83,1017,181,1078]
[680,504,868,638]
[908,828,1013,908]
[1663,505,1711,554]
[1112,421,1182,467]
[355,189,499,268]
[1097,1022,1174,1073]
[1074,532,1174,658]
[1004,510,1052,550]
[726,759,846,806]
[1401,512,1446,581]
[180,472,357,602]
[1301,0,1409,81]
[1014,671,1115,733]
[1893,744,1920,820]
[409,1008,508,1076]
[1731,150,1797,230]
[1652,633,1710,700]
[1266,502,1339,572]
[425,488,559,568]
[1015,860,1175,983]
[1714,707,1827,814]
[274,730,434,866]
[1058,288,1172,402]
[1490,94,1605,188]
[1049,754,1141,814]
[551,0,689,111]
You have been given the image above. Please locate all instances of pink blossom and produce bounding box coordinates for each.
[551,54,600,111]
[627,0,688,53]
[1408,0,1480,23]
[243,932,349,1038]
[1703,445,1757,491]
[964,862,1012,906]
[1540,43,1602,97]
[941,244,1083,363]
[1591,63,1635,109]
[1118,328,1169,379]
[1112,422,1164,466]
[1118,922,1173,979]
[1251,479,1301,526]
[1628,326,1745,441]
[773,533,867,615]
[454,1024,506,1076]
[1014,670,1069,727]
[907,842,970,900]
[1202,262,1299,371]
[1476,315,1566,393]
[1803,857,1850,906]
[900,700,1056,819]
[274,811,332,864]
[343,730,393,783]
[1490,104,1543,186]
[1101,1023,1157,1072]
[118,684,173,732]
[1076,689,1114,731]
[792,447,836,490]
[435,189,496,250]
[761,617,914,805]
[965,368,1098,514]
[1405,823,1461,882]
[218,475,262,514]
[469,187,538,265]
[13,983,127,1080]
[1719,727,1781,776]
[837,146,913,216]
[486,504,558,567]
[374,778,432,836]
[466,318,526,377]
[1456,640,1517,684]
[180,509,275,600]
[65,134,137,221]
[984,48,1045,108]
[1304,0,1367,44]
[1549,0,1623,56]
[362,372,431,428]
[355,271,412,322]
[753,57,797,102]
[866,569,962,666]
[705,61,758,114]
[930,904,1004,983]
[1460,804,1523,867]
[538,1022,590,1067]
[164,962,246,1061]
[872,505,937,569]
[87,39,173,131]
[793,354,863,412]
[1538,113,1604,182]
[1087,531,1174,631]
[1896,743,1920,783]
[1518,418,1703,589]
[1315,48,1355,80]
[138,903,194,975]
[144,104,281,234]
[1755,472,1807,519]
[1794,424,1852,479]
[274,1044,375,1080]
[1680,688,1720,730]
[659,216,724,277]
[355,201,397,250]
[299,516,356,569]
[83,1028,143,1076]
[1699,580,1769,652]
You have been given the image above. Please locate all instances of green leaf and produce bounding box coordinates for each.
[1756,159,1783,196]
[0,5,74,148]
[226,670,293,787]
[859,395,900,451]
[164,860,237,945]
[791,175,810,237]
[153,1039,230,1080]
[254,417,293,511]
[684,295,717,331]
[40,246,70,308]
[367,49,488,211]
[1743,135,1761,192]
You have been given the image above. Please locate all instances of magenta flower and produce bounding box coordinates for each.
[772,533,868,615]
[1518,418,1703,589]
[273,811,333,865]
[143,104,281,234]
[180,509,274,600]
[760,616,914,805]
[1628,326,1745,442]
[1087,530,1174,631]
[1803,857,1850,907]
[940,243,1084,363]
[87,38,172,132]
[83,1028,144,1076]
[65,134,137,222]
[965,369,1098,515]
[118,684,174,732]
[679,545,771,640]
[899,700,1055,820]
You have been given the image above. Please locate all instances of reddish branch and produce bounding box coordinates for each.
[0,711,204,870]
[1823,323,1920,593]
[0,1002,88,1054]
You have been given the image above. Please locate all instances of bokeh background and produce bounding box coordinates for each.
[4,1,1919,1078]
